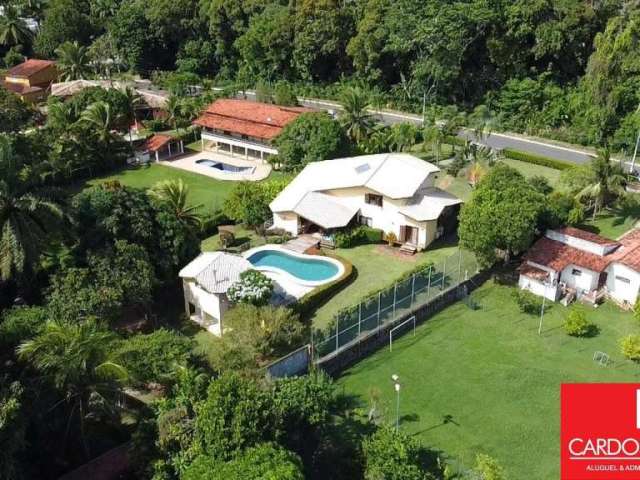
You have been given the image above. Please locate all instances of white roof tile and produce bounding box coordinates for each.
[179,252,251,294]
[399,188,462,221]
[293,192,359,229]
[270,153,440,212]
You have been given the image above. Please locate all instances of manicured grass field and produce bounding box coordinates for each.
[337,281,638,479]
[500,157,561,186]
[309,239,460,328]
[86,164,234,213]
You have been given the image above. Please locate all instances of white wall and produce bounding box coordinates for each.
[559,264,599,294]
[184,279,224,335]
[546,230,616,256]
[322,186,433,249]
[518,275,559,300]
[273,211,299,235]
[606,263,640,305]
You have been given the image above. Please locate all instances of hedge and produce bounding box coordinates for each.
[334,226,384,248]
[294,253,354,318]
[501,148,575,171]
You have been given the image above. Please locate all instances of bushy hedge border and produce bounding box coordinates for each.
[294,253,354,318]
[501,148,575,171]
[334,226,384,248]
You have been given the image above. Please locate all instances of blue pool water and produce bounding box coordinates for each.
[247,250,338,282]
[196,159,252,173]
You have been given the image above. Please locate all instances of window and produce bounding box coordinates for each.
[365,193,383,207]
[571,269,582,276]
[615,275,631,284]
[359,215,373,227]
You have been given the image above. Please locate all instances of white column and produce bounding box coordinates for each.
[245,146,248,160]
[201,138,204,151]
[180,140,184,154]
[155,151,159,162]
[168,143,171,157]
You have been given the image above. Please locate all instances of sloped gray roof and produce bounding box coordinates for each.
[293,192,358,229]
[399,188,462,221]
[179,252,251,294]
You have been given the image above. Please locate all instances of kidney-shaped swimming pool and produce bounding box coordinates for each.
[245,247,342,286]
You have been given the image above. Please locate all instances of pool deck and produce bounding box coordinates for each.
[159,151,272,181]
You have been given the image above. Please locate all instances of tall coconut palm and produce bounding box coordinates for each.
[338,87,375,145]
[149,179,203,230]
[0,137,64,280]
[55,41,92,81]
[423,122,446,164]
[576,149,627,219]
[80,101,115,143]
[121,87,141,145]
[0,6,33,47]
[17,319,127,457]
[388,123,418,152]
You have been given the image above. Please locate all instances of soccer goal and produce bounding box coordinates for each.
[389,316,416,352]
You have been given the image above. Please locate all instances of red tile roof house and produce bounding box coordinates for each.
[192,99,311,163]
[518,227,640,308]
[134,134,184,163]
[1,59,58,103]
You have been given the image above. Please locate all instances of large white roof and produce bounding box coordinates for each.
[270,153,440,212]
[399,188,462,221]
[179,252,251,294]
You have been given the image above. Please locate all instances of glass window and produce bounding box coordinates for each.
[365,193,383,207]
[359,215,373,227]
[615,275,631,284]
[571,269,582,276]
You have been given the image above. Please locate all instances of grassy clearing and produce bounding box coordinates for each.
[309,238,460,329]
[337,281,637,479]
[85,164,234,214]
[580,203,640,239]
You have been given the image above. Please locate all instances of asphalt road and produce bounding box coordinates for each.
[230,89,636,168]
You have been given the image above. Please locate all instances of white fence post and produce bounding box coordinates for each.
[411,273,416,304]
[427,266,432,298]
[392,283,397,317]
[335,316,339,351]
[358,302,362,337]
[457,250,462,284]
[442,260,447,290]
[377,291,382,327]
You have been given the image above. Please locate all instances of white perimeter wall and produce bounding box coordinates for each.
[606,263,640,305]
[518,275,559,300]
[184,280,224,323]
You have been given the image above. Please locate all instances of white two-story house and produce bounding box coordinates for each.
[269,153,462,251]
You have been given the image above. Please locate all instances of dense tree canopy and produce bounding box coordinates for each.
[459,164,546,266]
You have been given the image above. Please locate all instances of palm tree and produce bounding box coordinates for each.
[576,149,627,219]
[17,319,127,457]
[467,162,487,188]
[0,137,64,280]
[166,95,185,133]
[80,101,115,143]
[121,87,141,146]
[149,179,203,229]
[338,87,375,145]
[423,122,446,164]
[388,123,418,152]
[55,41,92,81]
[0,6,33,47]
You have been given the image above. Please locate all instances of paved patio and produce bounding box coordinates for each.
[282,235,319,253]
[159,151,272,181]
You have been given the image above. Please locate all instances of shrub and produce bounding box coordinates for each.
[385,231,398,246]
[501,148,574,170]
[513,289,542,315]
[0,306,48,349]
[634,299,640,323]
[446,153,468,176]
[295,254,354,318]
[218,230,235,249]
[620,335,640,361]
[146,119,169,132]
[362,427,430,480]
[563,309,596,337]
[333,226,383,248]
[473,454,506,480]
[228,270,274,306]
[110,329,195,385]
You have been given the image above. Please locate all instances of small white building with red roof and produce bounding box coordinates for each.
[193,99,311,162]
[519,227,640,307]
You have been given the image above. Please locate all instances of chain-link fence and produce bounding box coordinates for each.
[312,249,479,360]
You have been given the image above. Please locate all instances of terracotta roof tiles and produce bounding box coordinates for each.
[7,59,56,78]
[139,134,174,153]
[524,237,611,273]
[193,99,311,140]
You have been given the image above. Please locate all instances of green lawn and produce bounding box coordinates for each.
[580,203,640,239]
[500,157,561,186]
[201,226,268,252]
[337,281,638,479]
[85,164,234,213]
[309,239,460,328]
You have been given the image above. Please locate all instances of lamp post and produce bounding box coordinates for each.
[538,281,552,336]
[391,374,401,431]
